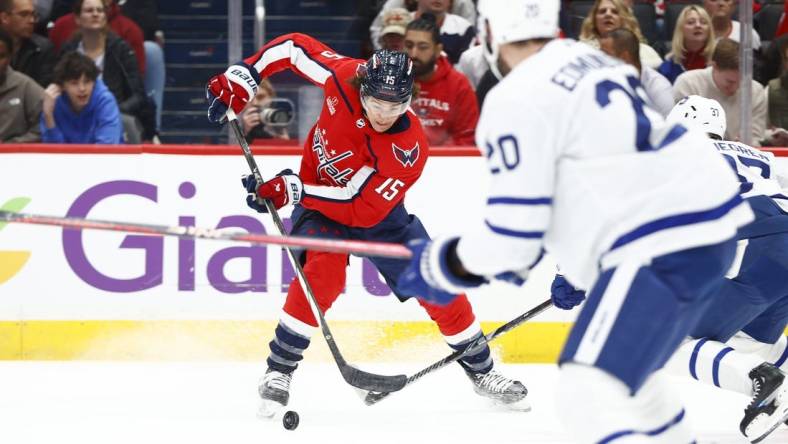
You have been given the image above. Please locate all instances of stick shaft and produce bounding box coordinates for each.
[228,115,407,392]
[0,211,411,259]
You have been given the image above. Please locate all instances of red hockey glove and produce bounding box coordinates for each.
[242,169,303,212]
[206,62,260,123]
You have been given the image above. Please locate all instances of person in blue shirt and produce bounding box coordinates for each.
[40,51,123,144]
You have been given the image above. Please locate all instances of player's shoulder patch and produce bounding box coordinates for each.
[392,142,420,167]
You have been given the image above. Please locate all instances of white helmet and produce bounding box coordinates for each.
[477,0,560,79]
[666,95,727,140]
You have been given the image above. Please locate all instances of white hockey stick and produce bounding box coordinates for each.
[0,210,411,259]
[226,109,408,393]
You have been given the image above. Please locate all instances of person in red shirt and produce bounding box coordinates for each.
[205,33,527,416]
[405,13,479,146]
[48,0,145,74]
[777,0,788,38]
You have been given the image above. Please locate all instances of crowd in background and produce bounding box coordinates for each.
[0,0,787,146]
[0,0,162,144]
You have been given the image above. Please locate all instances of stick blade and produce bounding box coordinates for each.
[340,367,407,393]
[363,390,390,406]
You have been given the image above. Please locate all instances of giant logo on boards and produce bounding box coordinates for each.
[0,197,32,285]
[1,181,393,296]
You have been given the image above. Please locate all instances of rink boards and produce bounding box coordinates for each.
[0,145,786,362]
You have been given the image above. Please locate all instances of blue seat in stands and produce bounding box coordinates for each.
[159,1,227,15]
[158,0,363,143]
[264,0,356,16]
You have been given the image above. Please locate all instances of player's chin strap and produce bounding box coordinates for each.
[364,298,553,405]
[225,109,408,394]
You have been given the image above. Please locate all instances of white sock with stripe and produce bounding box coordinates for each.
[727,333,788,372]
[667,338,762,396]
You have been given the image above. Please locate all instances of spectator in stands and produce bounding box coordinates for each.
[475,69,498,107]
[673,38,767,145]
[658,5,715,84]
[413,0,475,65]
[0,0,56,86]
[703,0,761,50]
[369,0,476,51]
[776,0,788,39]
[0,27,42,142]
[49,0,145,74]
[378,7,411,52]
[765,38,788,147]
[240,78,289,143]
[760,34,788,84]
[119,0,164,139]
[60,0,154,142]
[457,44,487,89]
[404,13,478,146]
[600,28,673,117]
[40,51,122,143]
[579,0,662,69]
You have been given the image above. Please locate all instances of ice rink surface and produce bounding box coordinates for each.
[1,361,787,444]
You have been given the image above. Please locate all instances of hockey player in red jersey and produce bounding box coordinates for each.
[205,33,526,416]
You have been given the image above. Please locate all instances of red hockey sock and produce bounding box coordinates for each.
[418,293,477,336]
[282,251,348,327]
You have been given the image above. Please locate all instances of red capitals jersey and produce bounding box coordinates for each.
[244,33,429,228]
[412,56,479,146]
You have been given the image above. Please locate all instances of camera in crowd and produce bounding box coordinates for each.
[258,98,296,127]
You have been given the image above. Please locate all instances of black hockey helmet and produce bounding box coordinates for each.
[360,50,414,104]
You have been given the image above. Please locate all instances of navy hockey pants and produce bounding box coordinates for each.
[559,239,737,393]
[690,196,788,343]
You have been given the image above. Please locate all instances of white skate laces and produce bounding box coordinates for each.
[476,370,518,394]
[467,368,528,406]
[258,369,293,418]
[263,370,292,393]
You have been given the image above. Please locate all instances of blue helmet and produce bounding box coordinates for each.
[360,50,414,104]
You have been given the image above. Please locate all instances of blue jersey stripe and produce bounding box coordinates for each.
[610,194,743,251]
[485,220,544,239]
[487,197,553,205]
[597,409,686,443]
[775,343,788,369]
[657,124,687,149]
[712,347,734,387]
[689,338,708,380]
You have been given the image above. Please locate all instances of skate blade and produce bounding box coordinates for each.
[748,386,788,443]
[488,396,532,413]
[257,400,284,420]
[750,406,788,443]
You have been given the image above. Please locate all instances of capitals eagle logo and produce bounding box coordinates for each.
[392,142,419,167]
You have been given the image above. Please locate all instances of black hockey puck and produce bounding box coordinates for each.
[282,410,299,430]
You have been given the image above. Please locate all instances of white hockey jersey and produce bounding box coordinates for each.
[457,39,754,289]
[711,139,788,213]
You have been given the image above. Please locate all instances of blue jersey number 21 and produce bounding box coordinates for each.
[596,76,655,152]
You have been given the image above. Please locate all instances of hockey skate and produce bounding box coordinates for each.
[740,363,788,443]
[257,368,292,419]
[466,369,529,410]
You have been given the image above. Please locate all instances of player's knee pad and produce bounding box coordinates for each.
[557,364,694,443]
[417,293,476,337]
